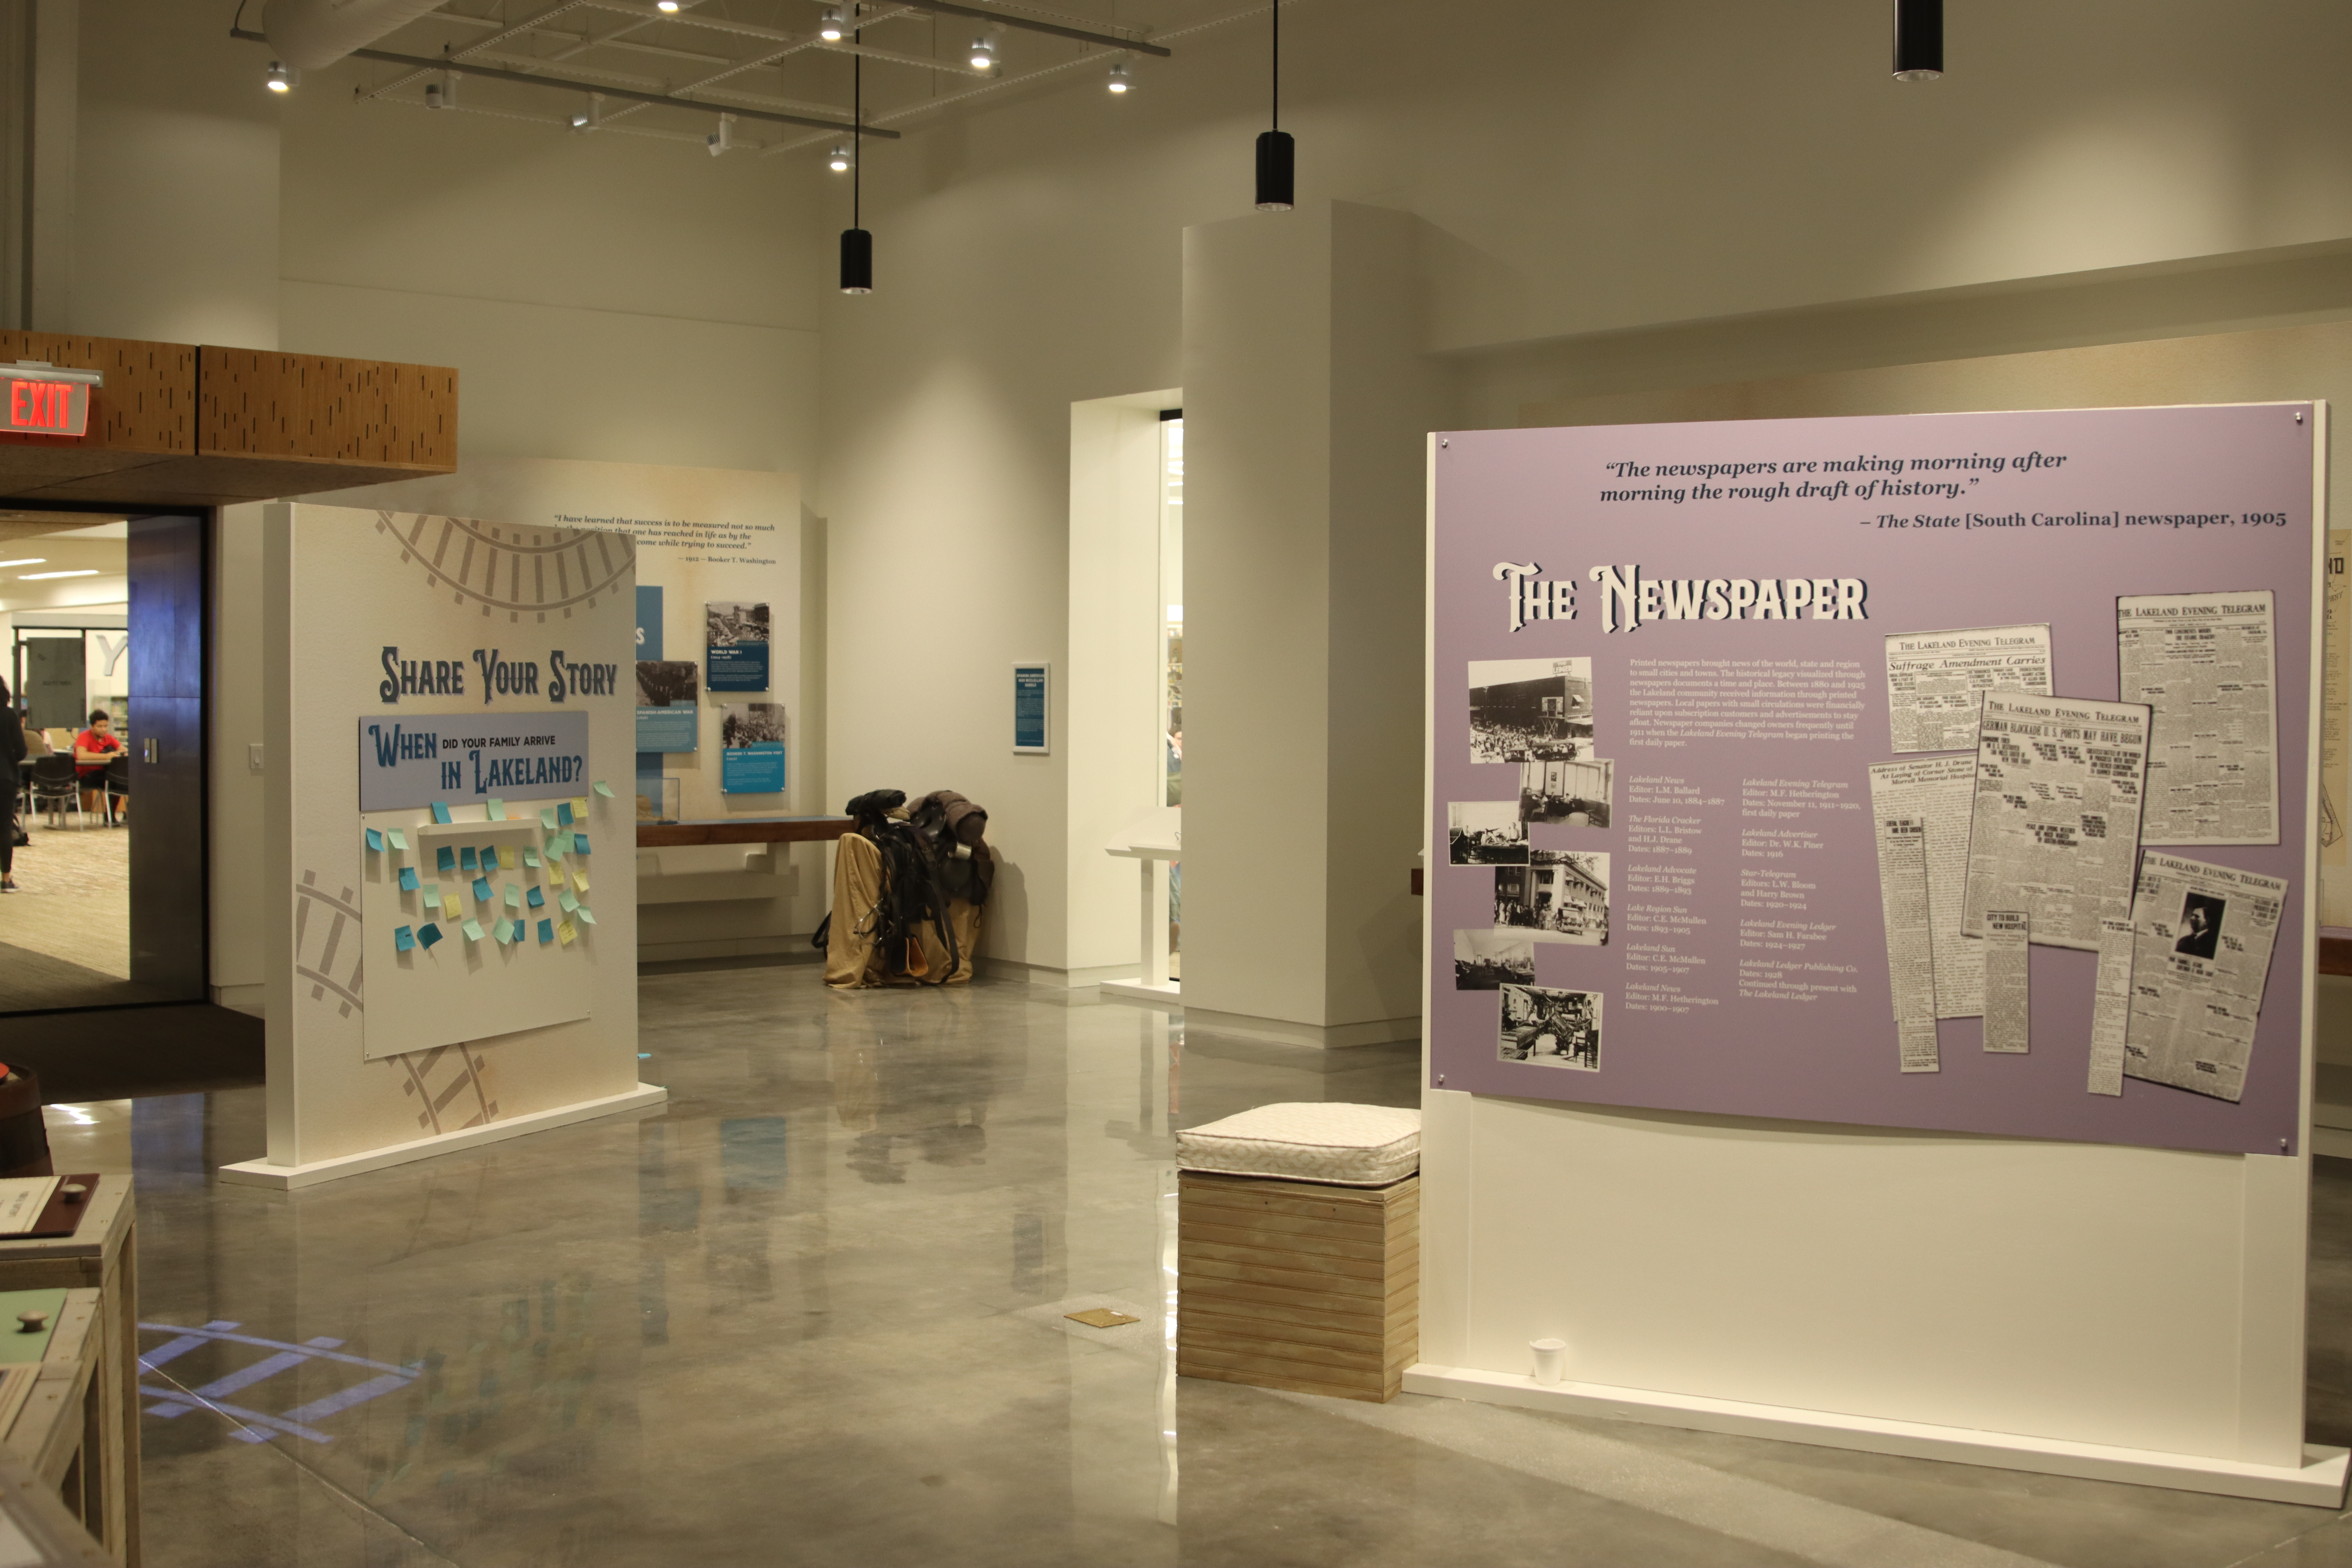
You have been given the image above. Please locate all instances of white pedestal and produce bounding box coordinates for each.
[1101,834,1179,1006]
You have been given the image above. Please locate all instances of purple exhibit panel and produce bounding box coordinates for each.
[1429,403,2320,1155]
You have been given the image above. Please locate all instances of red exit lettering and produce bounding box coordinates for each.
[7,380,80,434]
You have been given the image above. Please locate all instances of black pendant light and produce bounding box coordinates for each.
[839,43,873,292]
[1892,0,1943,81]
[1254,1,1292,211]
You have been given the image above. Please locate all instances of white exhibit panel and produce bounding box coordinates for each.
[1418,405,2341,1503]
[240,503,661,1187]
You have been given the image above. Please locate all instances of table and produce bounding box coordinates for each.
[635,816,853,849]
[1102,807,1180,1005]
[0,1185,134,1563]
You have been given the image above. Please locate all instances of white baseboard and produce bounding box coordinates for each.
[209,983,265,1018]
[217,1083,669,1191]
[637,934,822,965]
[1402,1363,2351,1507]
[973,957,1135,988]
[2315,1125,2352,1160]
[1181,1005,1422,1050]
[1100,978,1181,1005]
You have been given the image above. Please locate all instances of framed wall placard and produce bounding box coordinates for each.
[706,600,770,692]
[1013,661,1050,754]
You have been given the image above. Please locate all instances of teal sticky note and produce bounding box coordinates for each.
[432,802,452,825]
[460,847,478,872]
[539,807,558,829]
[559,889,578,913]
[394,925,416,952]
[575,832,590,856]
[435,846,456,873]
[388,828,408,851]
[527,885,545,909]
[398,866,419,891]
[504,883,521,908]
[365,828,383,853]
[472,876,492,903]
[537,918,554,945]
[462,918,483,942]
[523,848,541,868]
[593,779,614,798]
[487,798,506,821]
[557,802,573,827]
[575,905,595,925]
[419,922,443,949]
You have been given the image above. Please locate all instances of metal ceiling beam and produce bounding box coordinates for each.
[230,27,898,134]
[888,0,1171,57]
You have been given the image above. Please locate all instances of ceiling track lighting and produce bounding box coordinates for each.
[818,5,845,42]
[1107,62,1131,93]
[265,60,296,93]
[656,0,681,11]
[1892,0,1942,80]
[828,143,852,171]
[969,34,997,71]
[1254,2,1292,210]
[840,49,872,293]
[707,112,734,155]
[571,95,601,131]
[425,71,456,109]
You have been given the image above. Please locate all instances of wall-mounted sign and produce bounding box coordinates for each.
[358,710,590,810]
[0,363,99,437]
[720,702,786,793]
[706,600,770,691]
[1013,661,1049,754]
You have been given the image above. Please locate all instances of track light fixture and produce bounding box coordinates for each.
[818,6,844,42]
[840,52,872,293]
[969,35,996,71]
[1107,62,1131,93]
[656,0,681,12]
[265,60,295,93]
[425,73,456,109]
[1892,0,1942,80]
[829,143,852,171]
[1254,2,1292,210]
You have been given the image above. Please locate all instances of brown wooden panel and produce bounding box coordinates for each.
[1181,1254,1409,1301]
[1179,1345,1390,1392]
[2323,935,2352,977]
[1180,1306,1389,1357]
[1179,1219,1401,1262]
[0,330,193,455]
[636,818,854,848]
[1178,1184,1415,1228]
[1181,1238,1395,1281]
[1179,1288,1412,1339]
[198,347,457,470]
[1181,1326,1393,1376]
[16,454,449,506]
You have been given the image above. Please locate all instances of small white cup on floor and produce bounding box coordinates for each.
[1529,1337,1567,1386]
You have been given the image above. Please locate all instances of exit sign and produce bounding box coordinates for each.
[0,365,98,437]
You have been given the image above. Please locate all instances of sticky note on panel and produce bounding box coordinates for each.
[572,869,590,893]
[398,866,420,891]
[487,798,506,821]
[575,905,595,925]
[540,807,558,829]
[394,925,416,952]
[559,889,578,913]
[472,877,492,903]
[436,847,456,873]
[505,883,521,908]
[558,802,573,827]
[527,885,546,909]
[572,797,589,817]
[523,848,541,869]
[537,918,554,945]
[366,828,383,853]
[574,833,591,856]
[432,803,453,825]
[462,919,483,943]
[494,919,513,945]
[593,780,614,798]
[499,847,516,870]
[419,923,442,949]
[460,847,478,872]
[388,828,408,851]
[553,833,575,855]
[558,919,576,947]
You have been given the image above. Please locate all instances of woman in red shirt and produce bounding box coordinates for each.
[73,710,121,823]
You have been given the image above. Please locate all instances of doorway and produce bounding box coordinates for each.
[0,510,207,1013]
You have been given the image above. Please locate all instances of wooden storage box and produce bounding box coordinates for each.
[1176,1169,1418,1403]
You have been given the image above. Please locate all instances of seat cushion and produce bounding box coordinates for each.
[1175,1102,1420,1186]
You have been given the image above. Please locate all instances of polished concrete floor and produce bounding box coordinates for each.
[40,963,2352,1566]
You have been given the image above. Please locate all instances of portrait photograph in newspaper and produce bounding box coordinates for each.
[1884,623,2053,754]
[2117,590,2280,847]
[2122,853,2287,1104]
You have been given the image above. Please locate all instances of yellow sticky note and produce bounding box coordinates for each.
[572,868,590,894]
[558,918,576,947]
[572,797,590,818]
[499,846,517,870]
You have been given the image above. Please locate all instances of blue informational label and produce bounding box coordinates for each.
[358,712,590,810]
[722,742,786,794]
[1013,663,1048,752]
[635,704,697,752]
[706,601,771,692]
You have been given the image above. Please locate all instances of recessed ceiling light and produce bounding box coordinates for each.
[18,569,97,580]
[0,559,43,569]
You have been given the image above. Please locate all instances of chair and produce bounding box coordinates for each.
[26,756,80,830]
[101,756,128,826]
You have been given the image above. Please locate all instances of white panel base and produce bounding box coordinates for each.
[1100,978,1182,1004]
[1403,1364,2351,1507]
[2313,1125,2352,1160]
[219,1082,668,1190]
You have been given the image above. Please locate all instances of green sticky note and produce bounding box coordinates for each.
[593,780,614,798]
[493,919,513,945]
[523,848,541,868]
[527,885,545,909]
[432,802,453,825]
[487,798,506,821]
[419,922,443,949]
[575,905,595,925]
[394,925,415,952]
[472,876,492,903]
[559,889,578,913]
[365,828,383,853]
[388,829,408,852]
[398,866,419,891]
[537,918,554,945]
[462,918,483,943]
[504,883,521,909]
[550,832,573,856]
[539,807,558,830]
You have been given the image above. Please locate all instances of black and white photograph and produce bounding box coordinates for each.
[706,601,771,646]
[2174,892,2226,960]
[1448,801,1528,865]
[1497,983,1602,1071]
[721,702,787,747]
[1493,851,1609,944]
[1453,929,1536,990]
[636,659,700,707]
[1519,757,1613,827]
[1469,657,1593,764]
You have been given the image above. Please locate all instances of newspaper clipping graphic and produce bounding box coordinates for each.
[1867,756,1982,1019]
[2117,591,2279,848]
[2122,852,2286,1104]
[1884,623,2054,754]
[1961,695,2151,951]
[1872,810,1940,1073]
[1982,910,2030,1054]
[2086,917,2135,1097]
